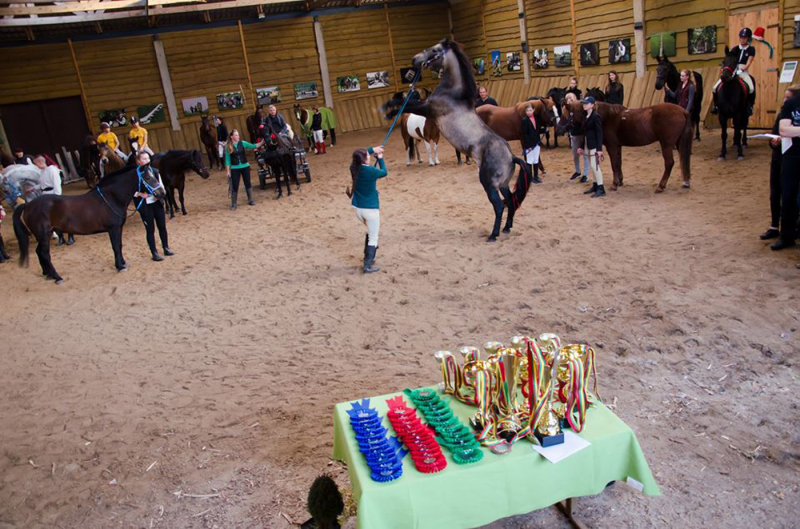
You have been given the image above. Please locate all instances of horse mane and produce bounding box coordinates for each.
[444,38,479,104]
[97,165,136,187]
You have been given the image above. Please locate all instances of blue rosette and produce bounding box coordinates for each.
[348,399,404,482]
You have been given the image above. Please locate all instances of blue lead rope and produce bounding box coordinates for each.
[373,71,422,167]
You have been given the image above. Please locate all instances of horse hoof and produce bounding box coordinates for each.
[737,156,744,161]
[654,187,665,194]
[54,278,64,285]
[502,227,511,234]
[717,157,725,162]
[610,185,618,191]
[487,236,498,243]
[457,161,463,166]
[682,182,691,189]
[182,211,187,216]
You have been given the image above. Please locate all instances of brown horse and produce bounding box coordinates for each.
[400,114,441,166]
[558,101,693,192]
[12,164,165,283]
[98,143,126,177]
[199,115,221,170]
[476,100,556,173]
[246,106,267,143]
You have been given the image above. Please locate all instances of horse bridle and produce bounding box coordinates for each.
[422,49,444,68]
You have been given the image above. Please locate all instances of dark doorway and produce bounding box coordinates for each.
[0,96,90,160]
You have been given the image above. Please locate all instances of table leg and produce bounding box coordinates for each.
[555,497,589,529]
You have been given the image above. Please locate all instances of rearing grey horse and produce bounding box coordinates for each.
[384,38,532,242]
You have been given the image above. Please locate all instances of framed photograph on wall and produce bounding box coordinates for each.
[490,50,503,76]
[532,48,548,69]
[580,43,600,66]
[608,39,631,64]
[366,71,390,89]
[293,82,318,100]
[99,108,127,128]
[688,26,717,54]
[337,75,361,93]
[256,86,281,105]
[182,96,208,116]
[794,15,800,48]
[506,51,521,72]
[553,45,572,67]
[137,104,165,124]
[650,32,677,57]
[217,91,244,110]
[400,67,421,83]
[473,57,485,75]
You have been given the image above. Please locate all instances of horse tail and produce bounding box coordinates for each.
[678,112,693,183]
[508,156,533,213]
[12,204,29,267]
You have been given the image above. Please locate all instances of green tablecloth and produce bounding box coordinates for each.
[332,387,660,529]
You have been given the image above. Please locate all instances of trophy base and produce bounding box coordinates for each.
[534,431,565,447]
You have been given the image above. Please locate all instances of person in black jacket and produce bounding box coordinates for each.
[312,107,326,154]
[566,77,582,101]
[605,71,624,105]
[577,96,606,198]
[214,116,228,161]
[772,87,800,251]
[521,104,543,184]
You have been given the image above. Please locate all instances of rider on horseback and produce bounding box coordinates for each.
[712,28,756,116]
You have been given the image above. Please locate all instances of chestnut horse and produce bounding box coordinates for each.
[400,114,441,166]
[12,165,165,283]
[476,99,557,173]
[558,101,693,192]
[199,115,222,170]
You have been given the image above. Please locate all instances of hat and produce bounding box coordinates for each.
[753,27,765,40]
[581,96,596,105]
[131,116,139,123]
[739,28,752,39]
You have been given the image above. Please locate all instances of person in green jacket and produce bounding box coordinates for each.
[346,145,386,273]
[225,128,263,210]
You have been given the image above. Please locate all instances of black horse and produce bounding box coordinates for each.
[544,87,569,148]
[585,87,606,102]
[258,125,299,199]
[151,149,210,218]
[655,55,704,141]
[384,38,531,242]
[12,165,165,284]
[716,48,753,161]
[80,135,103,187]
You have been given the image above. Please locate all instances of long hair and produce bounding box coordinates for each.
[680,69,695,87]
[227,128,240,154]
[606,71,620,91]
[346,148,368,198]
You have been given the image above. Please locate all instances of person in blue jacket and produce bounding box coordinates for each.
[347,145,386,273]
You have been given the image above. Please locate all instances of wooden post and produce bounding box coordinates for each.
[152,36,181,131]
[313,16,334,108]
[569,0,578,75]
[238,20,256,112]
[384,4,399,92]
[632,0,646,78]
[517,0,529,84]
[67,39,95,135]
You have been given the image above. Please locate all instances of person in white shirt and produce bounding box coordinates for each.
[33,155,73,246]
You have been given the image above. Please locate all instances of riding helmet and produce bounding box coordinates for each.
[739,28,752,39]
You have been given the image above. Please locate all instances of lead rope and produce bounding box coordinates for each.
[373,70,422,166]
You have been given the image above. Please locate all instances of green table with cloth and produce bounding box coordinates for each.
[332,387,660,529]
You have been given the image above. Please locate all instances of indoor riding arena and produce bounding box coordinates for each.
[1,0,798,527]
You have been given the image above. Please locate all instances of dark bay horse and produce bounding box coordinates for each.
[477,99,556,173]
[716,48,752,161]
[655,55,704,141]
[199,115,222,170]
[12,165,165,283]
[585,88,606,102]
[80,135,102,187]
[151,150,210,217]
[544,87,568,148]
[559,101,693,192]
[246,106,267,143]
[384,38,531,242]
[259,125,299,199]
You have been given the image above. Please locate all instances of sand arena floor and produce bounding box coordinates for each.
[0,127,798,528]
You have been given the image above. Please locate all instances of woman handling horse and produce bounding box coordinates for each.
[347,146,386,273]
[134,151,173,262]
[225,129,263,210]
[520,104,542,185]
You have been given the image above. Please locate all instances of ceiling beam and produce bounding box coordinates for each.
[0,0,305,26]
[0,0,146,16]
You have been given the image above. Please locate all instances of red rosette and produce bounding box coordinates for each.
[414,455,447,473]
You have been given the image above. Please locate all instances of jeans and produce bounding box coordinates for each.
[571,135,589,175]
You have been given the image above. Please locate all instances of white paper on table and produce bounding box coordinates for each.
[531,430,591,464]
[747,133,780,140]
[782,138,793,154]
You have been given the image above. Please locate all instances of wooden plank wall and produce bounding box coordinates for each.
[644,0,728,69]
[3,43,80,105]
[390,3,450,93]
[450,0,487,83]
[574,0,635,76]
[483,0,524,80]
[526,0,576,77]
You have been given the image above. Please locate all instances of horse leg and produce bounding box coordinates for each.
[718,116,728,160]
[274,166,283,199]
[694,117,701,141]
[500,187,514,233]
[284,167,292,197]
[655,141,675,193]
[36,236,62,283]
[608,145,623,189]
[424,140,434,166]
[434,141,440,165]
[485,186,504,242]
[329,128,336,146]
[108,226,126,271]
[179,184,187,215]
[406,138,413,166]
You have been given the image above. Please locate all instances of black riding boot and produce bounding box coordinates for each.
[584,183,598,195]
[363,245,379,274]
[532,164,542,184]
[246,187,255,206]
[230,191,238,210]
[591,184,606,198]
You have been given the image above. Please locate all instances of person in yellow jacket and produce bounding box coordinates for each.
[128,116,154,155]
[97,122,128,160]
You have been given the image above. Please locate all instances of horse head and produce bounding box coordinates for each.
[586,88,605,102]
[191,149,210,179]
[557,100,584,136]
[412,38,476,103]
[720,47,738,82]
[655,55,674,90]
[200,114,211,128]
[138,165,167,200]
[292,103,304,122]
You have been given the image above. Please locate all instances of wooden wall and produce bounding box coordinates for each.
[451,0,487,83]
[526,0,575,77]
[574,0,635,75]
[644,0,728,69]
[3,43,80,105]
